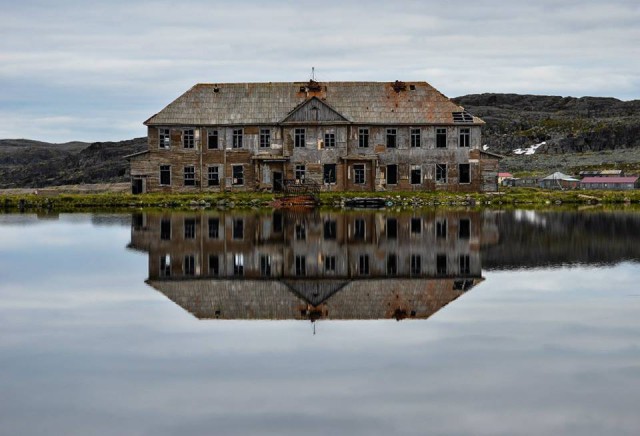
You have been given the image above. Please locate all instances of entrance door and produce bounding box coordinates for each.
[132,178,144,194]
[273,172,283,192]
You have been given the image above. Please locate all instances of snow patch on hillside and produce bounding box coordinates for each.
[513,141,546,155]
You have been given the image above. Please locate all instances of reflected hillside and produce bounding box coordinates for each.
[481,210,640,269]
[129,210,492,321]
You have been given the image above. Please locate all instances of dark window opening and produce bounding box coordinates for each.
[232,129,243,148]
[209,255,219,276]
[459,128,470,147]
[260,129,271,148]
[160,219,171,240]
[295,165,305,182]
[410,166,422,185]
[359,255,370,275]
[233,219,244,240]
[411,218,422,234]
[273,211,283,233]
[184,255,196,276]
[387,254,398,275]
[354,219,365,240]
[411,128,421,148]
[437,254,447,275]
[411,254,421,275]
[386,128,397,148]
[232,165,244,185]
[354,164,365,184]
[459,164,470,184]
[324,256,336,272]
[159,128,170,149]
[260,255,272,276]
[323,164,336,184]
[295,255,306,276]
[208,166,220,186]
[294,128,305,148]
[460,255,471,275]
[160,165,171,186]
[436,220,447,239]
[358,128,369,148]
[436,128,447,148]
[208,218,219,239]
[386,218,397,239]
[208,130,218,149]
[452,111,474,123]
[436,163,447,183]
[386,164,398,185]
[184,166,195,186]
[324,220,337,240]
[183,129,195,148]
[324,133,336,148]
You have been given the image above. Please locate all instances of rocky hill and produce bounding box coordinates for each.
[0,138,146,188]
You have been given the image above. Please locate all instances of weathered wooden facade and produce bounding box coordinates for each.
[129,81,499,194]
[129,210,489,320]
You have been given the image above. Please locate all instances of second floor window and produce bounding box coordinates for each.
[459,128,470,147]
[232,129,243,148]
[184,166,195,186]
[260,129,271,148]
[386,128,397,148]
[436,128,447,148]
[324,133,336,148]
[159,128,170,149]
[411,128,421,148]
[183,129,195,149]
[358,128,369,148]
[294,128,305,148]
[208,130,218,149]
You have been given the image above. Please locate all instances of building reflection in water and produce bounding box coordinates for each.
[129,210,498,321]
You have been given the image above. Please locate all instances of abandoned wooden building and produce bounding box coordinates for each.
[128,80,500,194]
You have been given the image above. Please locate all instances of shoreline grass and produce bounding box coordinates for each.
[3,188,640,212]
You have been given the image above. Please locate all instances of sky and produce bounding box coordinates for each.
[1,0,638,143]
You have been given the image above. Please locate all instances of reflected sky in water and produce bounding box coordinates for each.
[1,211,640,436]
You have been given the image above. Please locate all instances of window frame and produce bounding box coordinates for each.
[259,128,271,148]
[386,128,397,148]
[435,163,447,184]
[436,128,447,148]
[324,132,336,148]
[459,163,471,184]
[294,128,306,148]
[159,128,170,149]
[323,164,337,184]
[232,165,244,186]
[410,165,422,185]
[295,164,306,182]
[459,127,471,148]
[386,164,398,185]
[183,165,196,186]
[354,164,366,184]
[358,128,369,148]
[410,128,421,148]
[232,128,243,149]
[183,129,195,149]
[159,165,171,186]
[207,129,219,149]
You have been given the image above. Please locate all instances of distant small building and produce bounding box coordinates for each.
[599,169,624,177]
[497,172,513,184]
[502,176,539,188]
[580,176,639,190]
[539,172,580,190]
[579,170,600,178]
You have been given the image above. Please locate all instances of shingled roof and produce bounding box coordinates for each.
[144,81,484,126]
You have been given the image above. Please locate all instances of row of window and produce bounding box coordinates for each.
[158,127,471,150]
[159,165,244,186]
[160,253,471,278]
[158,217,470,242]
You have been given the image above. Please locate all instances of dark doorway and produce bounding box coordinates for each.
[132,178,143,194]
[386,164,398,185]
[273,172,283,192]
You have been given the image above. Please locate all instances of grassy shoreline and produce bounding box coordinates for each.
[3,188,640,212]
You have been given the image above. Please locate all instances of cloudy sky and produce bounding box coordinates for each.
[1,0,638,142]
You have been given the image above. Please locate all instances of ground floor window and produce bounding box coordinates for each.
[234,254,244,276]
[295,164,306,182]
[459,163,471,184]
[232,165,244,186]
[436,254,447,275]
[359,254,370,275]
[436,163,447,183]
[324,255,336,272]
[295,255,306,276]
[460,255,470,275]
[386,164,398,185]
[260,255,272,276]
[160,254,171,277]
[208,166,220,186]
[410,165,422,185]
[354,164,365,184]
[184,166,195,186]
[323,164,336,184]
[160,165,171,186]
[184,255,196,276]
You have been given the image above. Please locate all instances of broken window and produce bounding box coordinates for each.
[160,254,171,277]
[459,255,471,275]
[358,128,369,148]
[436,163,447,183]
[208,217,219,239]
[410,165,422,185]
[159,165,171,186]
[324,133,336,148]
[359,255,370,275]
[232,129,243,148]
[208,130,218,149]
[160,219,171,240]
[295,223,306,240]
[459,164,471,184]
[233,254,244,276]
[387,254,398,275]
[260,255,272,276]
[324,220,337,240]
[386,128,397,148]
[159,128,170,149]
[323,164,336,184]
[354,219,365,240]
[295,164,306,182]
[386,164,398,185]
[386,218,397,239]
[459,128,470,148]
[295,255,306,276]
[411,128,421,148]
[436,220,447,239]
[183,129,195,149]
[260,128,271,148]
[209,254,219,276]
[354,164,365,184]
[294,128,306,148]
[184,255,196,276]
[184,166,195,186]
[411,254,421,275]
[459,219,471,239]
[232,219,244,240]
[411,218,422,234]
[184,218,196,239]
[208,166,220,186]
[437,254,447,275]
[324,256,336,272]
[232,165,244,185]
[436,128,447,148]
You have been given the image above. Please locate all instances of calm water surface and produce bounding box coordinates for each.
[1,209,640,436]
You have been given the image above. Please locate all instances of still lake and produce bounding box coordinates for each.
[1,209,640,435]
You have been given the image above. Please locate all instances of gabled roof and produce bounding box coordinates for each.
[542,171,579,181]
[144,81,484,126]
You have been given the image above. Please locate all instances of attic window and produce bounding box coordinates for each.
[452,111,474,123]
[409,84,416,90]
[213,86,220,93]
[299,86,306,92]
[392,80,407,92]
